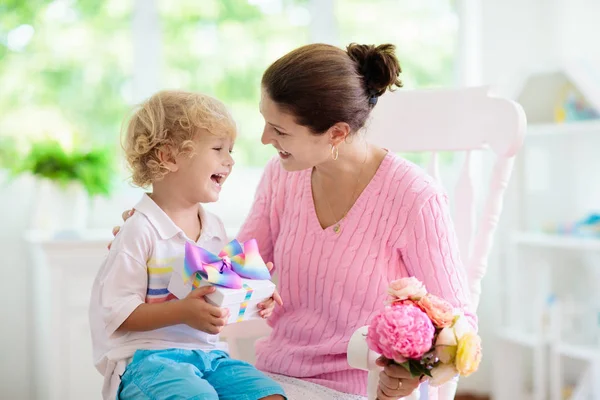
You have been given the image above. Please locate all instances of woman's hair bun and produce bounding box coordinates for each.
[346,43,403,97]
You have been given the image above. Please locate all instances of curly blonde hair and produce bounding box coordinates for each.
[123,90,236,187]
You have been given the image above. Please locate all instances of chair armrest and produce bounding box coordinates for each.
[347,326,423,400]
[348,326,380,371]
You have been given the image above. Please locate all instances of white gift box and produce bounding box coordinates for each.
[168,270,275,324]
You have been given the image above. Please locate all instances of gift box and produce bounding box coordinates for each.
[196,278,275,324]
[167,238,275,324]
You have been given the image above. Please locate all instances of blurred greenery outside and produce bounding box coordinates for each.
[0,0,458,172]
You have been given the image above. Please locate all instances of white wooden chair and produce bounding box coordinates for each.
[347,86,526,399]
[223,86,526,400]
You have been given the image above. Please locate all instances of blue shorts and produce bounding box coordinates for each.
[117,349,286,400]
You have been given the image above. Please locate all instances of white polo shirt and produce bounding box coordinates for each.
[89,194,229,399]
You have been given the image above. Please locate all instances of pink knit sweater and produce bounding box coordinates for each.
[237,153,475,396]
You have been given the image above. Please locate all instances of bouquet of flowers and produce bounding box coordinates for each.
[366,277,482,387]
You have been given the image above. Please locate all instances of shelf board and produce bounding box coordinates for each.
[496,328,545,347]
[527,120,600,137]
[497,329,599,360]
[555,342,599,361]
[512,231,600,250]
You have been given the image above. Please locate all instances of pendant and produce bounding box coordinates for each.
[333,224,341,234]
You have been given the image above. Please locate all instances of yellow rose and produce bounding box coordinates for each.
[455,332,482,376]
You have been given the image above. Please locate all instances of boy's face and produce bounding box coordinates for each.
[175,134,235,203]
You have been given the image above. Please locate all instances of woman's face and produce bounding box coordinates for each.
[259,89,332,171]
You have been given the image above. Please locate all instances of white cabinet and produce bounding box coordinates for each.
[26,231,109,400]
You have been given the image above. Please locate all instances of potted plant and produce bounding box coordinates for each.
[12,138,115,232]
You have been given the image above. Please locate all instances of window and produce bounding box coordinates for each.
[337,0,458,88]
[336,0,459,165]
[0,0,132,151]
[1,0,459,168]
[160,0,310,166]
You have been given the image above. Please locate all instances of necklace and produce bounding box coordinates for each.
[317,143,369,234]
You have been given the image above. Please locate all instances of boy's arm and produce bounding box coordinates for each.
[119,285,227,334]
[101,250,228,335]
[100,249,152,336]
[118,299,186,332]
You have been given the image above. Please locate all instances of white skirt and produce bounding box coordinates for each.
[266,373,368,400]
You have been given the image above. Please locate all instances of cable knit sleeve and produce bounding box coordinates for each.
[237,158,280,266]
[400,192,477,329]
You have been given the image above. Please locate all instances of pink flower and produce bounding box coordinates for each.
[388,277,427,303]
[417,294,454,328]
[366,303,435,362]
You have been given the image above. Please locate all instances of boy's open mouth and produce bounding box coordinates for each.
[211,173,225,186]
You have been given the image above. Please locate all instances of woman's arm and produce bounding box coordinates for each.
[377,191,476,398]
[400,192,477,328]
[236,158,280,267]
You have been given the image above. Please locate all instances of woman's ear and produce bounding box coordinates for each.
[158,147,179,172]
[328,122,351,147]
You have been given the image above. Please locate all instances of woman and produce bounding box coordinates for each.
[114,43,475,400]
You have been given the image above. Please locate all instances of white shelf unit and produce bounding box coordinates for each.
[526,120,600,137]
[493,118,600,400]
[512,231,600,251]
[497,323,599,361]
[495,229,600,400]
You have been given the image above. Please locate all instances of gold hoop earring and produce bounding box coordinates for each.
[331,145,339,161]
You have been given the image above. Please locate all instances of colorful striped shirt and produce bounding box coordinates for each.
[146,257,178,303]
[89,194,229,399]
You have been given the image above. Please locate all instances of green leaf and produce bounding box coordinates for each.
[408,360,425,377]
[405,360,435,379]
[399,361,412,374]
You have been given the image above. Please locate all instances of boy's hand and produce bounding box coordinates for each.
[257,262,283,319]
[181,286,230,334]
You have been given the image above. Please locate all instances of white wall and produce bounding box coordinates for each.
[482,0,600,88]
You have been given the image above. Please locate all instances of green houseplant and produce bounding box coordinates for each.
[12,138,116,231]
[15,139,114,197]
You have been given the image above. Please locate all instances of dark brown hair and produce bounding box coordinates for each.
[262,43,402,134]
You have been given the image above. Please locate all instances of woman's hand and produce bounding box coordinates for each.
[108,209,135,249]
[376,357,423,400]
[257,262,283,318]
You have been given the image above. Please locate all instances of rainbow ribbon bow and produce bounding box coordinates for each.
[183,239,271,289]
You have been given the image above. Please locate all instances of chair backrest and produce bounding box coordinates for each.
[367,86,526,310]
